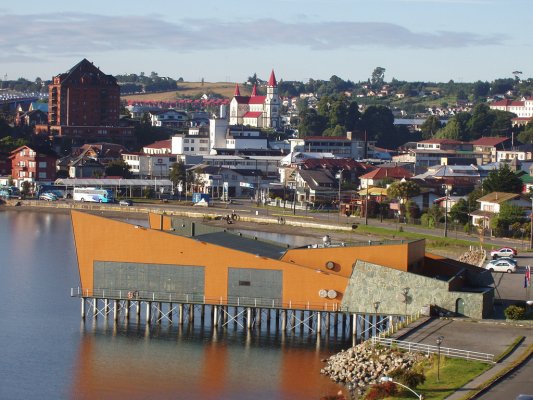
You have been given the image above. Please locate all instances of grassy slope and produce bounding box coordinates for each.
[122,82,252,101]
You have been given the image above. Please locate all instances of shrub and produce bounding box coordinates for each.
[389,367,426,388]
[504,305,526,320]
[364,382,398,400]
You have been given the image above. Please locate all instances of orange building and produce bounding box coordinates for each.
[71,211,494,319]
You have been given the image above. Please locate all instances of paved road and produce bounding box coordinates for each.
[397,319,533,400]
[477,354,533,400]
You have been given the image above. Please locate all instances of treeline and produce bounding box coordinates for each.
[297,94,419,148]
[0,78,49,93]
[115,72,180,94]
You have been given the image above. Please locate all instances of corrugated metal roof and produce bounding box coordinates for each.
[54,178,173,186]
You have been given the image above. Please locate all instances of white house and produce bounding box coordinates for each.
[470,192,530,229]
[122,153,176,178]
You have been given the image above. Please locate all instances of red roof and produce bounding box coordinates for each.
[234,84,241,96]
[235,95,266,105]
[470,136,509,146]
[251,84,257,96]
[491,99,524,107]
[268,69,277,87]
[144,139,171,149]
[243,111,262,118]
[360,166,412,180]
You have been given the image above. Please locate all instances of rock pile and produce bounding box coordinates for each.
[320,342,424,395]
[458,248,486,267]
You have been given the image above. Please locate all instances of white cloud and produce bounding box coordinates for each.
[0,12,506,62]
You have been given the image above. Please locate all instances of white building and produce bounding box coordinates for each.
[229,70,281,129]
[150,109,188,128]
[122,153,176,178]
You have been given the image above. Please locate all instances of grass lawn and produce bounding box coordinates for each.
[386,357,491,400]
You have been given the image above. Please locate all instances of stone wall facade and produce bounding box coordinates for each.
[341,261,493,319]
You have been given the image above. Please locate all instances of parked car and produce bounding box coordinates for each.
[119,199,133,206]
[484,259,517,273]
[496,257,517,266]
[490,247,517,259]
[39,192,58,201]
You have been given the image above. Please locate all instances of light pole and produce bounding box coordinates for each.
[365,178,369,226]
[442,185,448,238]
[530,196,533,250]
[336,169,343,223]
[436,335,444,382]
[380,377,423,399]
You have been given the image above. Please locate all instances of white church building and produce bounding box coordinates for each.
[229,70,281,129]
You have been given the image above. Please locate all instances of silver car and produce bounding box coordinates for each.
[484,259,517,273]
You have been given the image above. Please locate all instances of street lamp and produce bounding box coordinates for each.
[336,170,343,223]
[380,377,423,399]
[442,185,448,238]
[436,335,444,382]
[530,196,533,250]
[365,177,369,226]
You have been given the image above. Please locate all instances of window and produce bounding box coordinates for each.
[39,161,47,168]
[38,172,47,179]
[29,161,36,168]
[238,281,251,286]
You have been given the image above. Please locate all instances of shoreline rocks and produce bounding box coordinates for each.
[320,341,425,395]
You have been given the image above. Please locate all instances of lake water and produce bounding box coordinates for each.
[0,209,350,400]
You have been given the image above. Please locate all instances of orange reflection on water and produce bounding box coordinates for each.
[70,323,346,400]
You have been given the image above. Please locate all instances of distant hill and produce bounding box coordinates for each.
[122,81,252,102]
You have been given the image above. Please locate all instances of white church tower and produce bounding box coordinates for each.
[264,69,280,129]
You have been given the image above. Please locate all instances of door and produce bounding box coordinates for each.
[455,298,465,316]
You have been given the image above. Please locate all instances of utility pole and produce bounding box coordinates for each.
[365,178,369,226]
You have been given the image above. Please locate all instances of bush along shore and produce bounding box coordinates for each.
[321,341,426,396]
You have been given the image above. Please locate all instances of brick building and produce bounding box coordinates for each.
[9,145,58,186]
[35,59,134,146]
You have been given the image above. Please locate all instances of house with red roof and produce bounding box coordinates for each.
[359,166,412,188]
[470,136,511,164]
[143,139,172,155]
[229,70,281,129]
[410,138,476,170]
[489,97,533,125]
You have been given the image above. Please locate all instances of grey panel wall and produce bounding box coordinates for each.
[227,268,282,306]
[94,261,205,297]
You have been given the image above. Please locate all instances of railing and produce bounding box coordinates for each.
[371,336,495,363]
[71,287,342,311]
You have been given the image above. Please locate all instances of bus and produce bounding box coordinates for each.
[73,187,114,203]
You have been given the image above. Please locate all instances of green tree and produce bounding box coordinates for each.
[169,160,187,189]
[490,202,525,237]
[468,103,495,139]
[298,108,327,136]
[420,115,442,139]
[449,198,470,225]
[105,159,132,178]
[360,105,395,146]
[517,118,533,144]
[482,164,523,194]
[387,180,420,204]
[472,80,490,99]
[370,67,386,89]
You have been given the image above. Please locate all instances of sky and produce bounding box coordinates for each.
[1,0,531,85]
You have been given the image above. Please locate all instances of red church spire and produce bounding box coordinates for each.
[268,69,277,87]
[251,84,257,96]
[234,83,241,96]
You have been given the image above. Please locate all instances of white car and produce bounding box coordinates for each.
[484,259,517,273]
[490,247,517,259]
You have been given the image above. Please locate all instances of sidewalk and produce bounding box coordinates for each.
[388,317,532,400]
[444,335,533,400]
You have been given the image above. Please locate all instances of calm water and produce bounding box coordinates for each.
[0,210,349,400]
